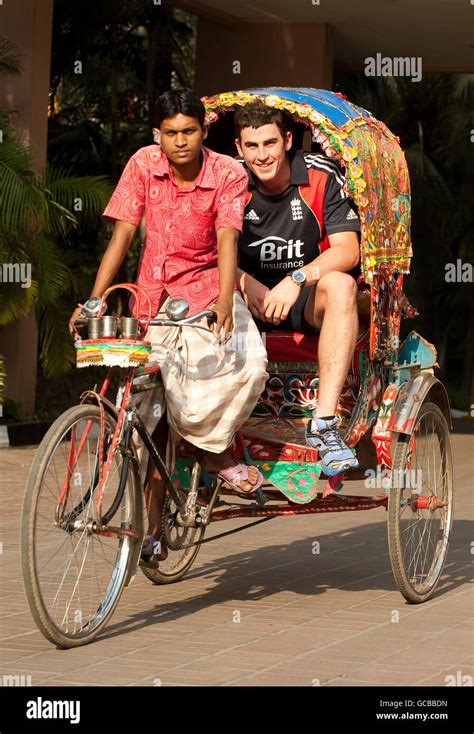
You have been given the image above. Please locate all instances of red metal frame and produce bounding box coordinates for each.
[209,492,389,522]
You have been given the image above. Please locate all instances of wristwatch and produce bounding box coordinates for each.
[289,270,307,288]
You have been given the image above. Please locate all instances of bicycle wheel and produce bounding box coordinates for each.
[140,487,207,586]
[388,402,454,603]
[21,404,142,648]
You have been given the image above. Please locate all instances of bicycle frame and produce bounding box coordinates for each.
[56,365,187,540]
[60,304,218,535]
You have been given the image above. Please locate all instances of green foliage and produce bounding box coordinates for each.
[0,107,112,377]
[0,36,22,76]
[2,4,196,405]
[49,0,196,176]
[0,398,21,423]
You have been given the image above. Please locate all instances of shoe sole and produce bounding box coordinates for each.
[320,461,359,476]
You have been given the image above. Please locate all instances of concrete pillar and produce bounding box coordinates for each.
[0,0,54,417]
[194,21,334,95]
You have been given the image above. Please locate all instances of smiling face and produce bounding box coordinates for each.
[158,113,208,167]
[235,123,292,193]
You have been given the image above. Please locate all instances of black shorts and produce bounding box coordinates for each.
[254,287,320,336]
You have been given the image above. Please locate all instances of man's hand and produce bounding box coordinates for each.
[211,298,233,343]
[68,304,85,337]
[262,277,301,325]
[239,272,269,319]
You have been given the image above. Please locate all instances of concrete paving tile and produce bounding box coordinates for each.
[1,439,471,686]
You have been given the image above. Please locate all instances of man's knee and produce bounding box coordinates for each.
[318,271,357,302]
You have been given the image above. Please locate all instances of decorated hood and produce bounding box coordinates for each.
[203,88,412,284]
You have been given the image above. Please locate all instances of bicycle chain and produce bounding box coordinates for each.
[165,515,277,551]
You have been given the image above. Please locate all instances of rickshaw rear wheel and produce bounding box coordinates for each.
[388,402,453,603]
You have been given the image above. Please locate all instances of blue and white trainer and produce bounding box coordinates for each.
[305,415,359,475]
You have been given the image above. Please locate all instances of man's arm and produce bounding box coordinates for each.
[68,220,137,334]
[237,267,269,320]
[297,231,359,286]
[212,227,239,338]
[212,160,249,336]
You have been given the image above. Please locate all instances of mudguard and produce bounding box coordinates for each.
[391,372,452,435]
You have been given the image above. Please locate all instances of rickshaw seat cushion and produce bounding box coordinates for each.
[261,331,319,363]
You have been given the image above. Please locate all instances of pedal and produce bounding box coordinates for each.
[254,488,267,507]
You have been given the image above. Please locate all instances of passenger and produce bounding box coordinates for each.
[234,100,360,475]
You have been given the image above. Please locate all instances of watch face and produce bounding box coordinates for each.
[292,271,306,284]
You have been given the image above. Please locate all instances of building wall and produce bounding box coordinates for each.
[0,0,54,416]
[194,21,334,95]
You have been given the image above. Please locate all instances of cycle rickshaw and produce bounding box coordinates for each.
[21,88,453,648]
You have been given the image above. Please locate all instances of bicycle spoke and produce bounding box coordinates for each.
[23,406,138,646]
[390,403,453,600]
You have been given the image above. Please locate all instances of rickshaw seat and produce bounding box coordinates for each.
[261,331,318,363]
[247,326,369,434]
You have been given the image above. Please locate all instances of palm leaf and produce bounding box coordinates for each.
[0,37,22,76]
[0,122,47,234]
[37,302,76,377]
[0,275,38,325]
[31,235,72,308]
[42,166,112,234]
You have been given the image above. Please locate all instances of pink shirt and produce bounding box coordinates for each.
[103,145,248,316]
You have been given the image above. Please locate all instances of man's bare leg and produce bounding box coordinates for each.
[144,417,259,559]
[143,414,169,560]
[304,271,358,417]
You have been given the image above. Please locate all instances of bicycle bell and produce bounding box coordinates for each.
[165,298,189,321]
[82,296,106,318]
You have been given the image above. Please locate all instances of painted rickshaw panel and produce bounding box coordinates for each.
[202,89,446,503]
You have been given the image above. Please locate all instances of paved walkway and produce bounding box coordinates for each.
[0,429,472,687]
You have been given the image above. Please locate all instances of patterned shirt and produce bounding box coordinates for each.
[103,145,248,316]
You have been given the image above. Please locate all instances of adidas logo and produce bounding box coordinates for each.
[346,209,358,221]
[245,209,260,221]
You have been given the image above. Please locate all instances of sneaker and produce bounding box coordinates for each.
[305,416,359,475]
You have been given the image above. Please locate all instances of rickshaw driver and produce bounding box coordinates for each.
[69,91,268,565]
[234,101,360,475]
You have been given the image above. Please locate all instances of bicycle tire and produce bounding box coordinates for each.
[21,404,142,648]
[388,401,454,603]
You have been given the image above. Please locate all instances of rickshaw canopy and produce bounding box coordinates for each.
[203,88,413,286]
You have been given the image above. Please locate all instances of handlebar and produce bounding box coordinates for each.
[72,309,217,334]
[148,309,217,327]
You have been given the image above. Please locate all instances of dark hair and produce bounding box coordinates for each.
[234,99,291,139]
[156,89,206,127]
